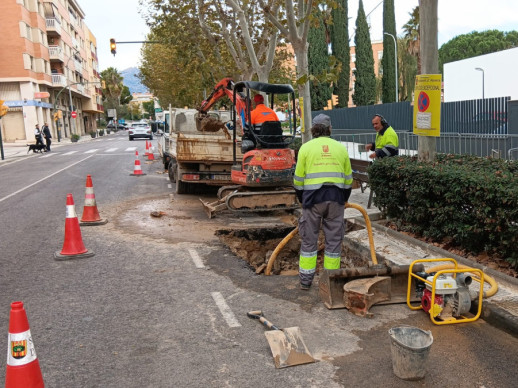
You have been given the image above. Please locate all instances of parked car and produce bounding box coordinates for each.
[128,122,153,140]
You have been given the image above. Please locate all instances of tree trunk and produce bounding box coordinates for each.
[418,0,438,162]
[294,43,312,144]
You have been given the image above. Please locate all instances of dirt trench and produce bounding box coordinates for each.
[216,221,367,276]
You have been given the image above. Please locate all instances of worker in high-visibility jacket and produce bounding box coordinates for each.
[365,114,399,159]
[293,114,353,290]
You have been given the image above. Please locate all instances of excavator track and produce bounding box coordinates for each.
[225,189,299,213]
[200,186,299,218]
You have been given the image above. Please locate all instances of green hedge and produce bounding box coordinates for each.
[369,154,518,268]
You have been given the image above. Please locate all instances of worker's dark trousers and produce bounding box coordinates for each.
[299,201,345,287]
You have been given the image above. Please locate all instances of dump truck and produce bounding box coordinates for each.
[157,108,242,194]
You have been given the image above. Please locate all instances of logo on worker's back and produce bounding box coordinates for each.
[322,145,329,153]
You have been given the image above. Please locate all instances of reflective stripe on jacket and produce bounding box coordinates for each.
[374,126,399,158]
[293,137,353,192]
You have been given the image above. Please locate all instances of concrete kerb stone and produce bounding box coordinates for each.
[350,216,518,338]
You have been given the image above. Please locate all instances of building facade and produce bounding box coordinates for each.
[0,0,102,143]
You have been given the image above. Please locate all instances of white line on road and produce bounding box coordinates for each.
[84,149,98,153]
[40,152,57,158]
[125,147,137,152]
[188,248,205,269]
[62,151,77,155]
[105,148,118,152]
[211,292,241,328]
[0,155,94,203]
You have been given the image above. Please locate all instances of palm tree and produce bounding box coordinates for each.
[402,6,420,74]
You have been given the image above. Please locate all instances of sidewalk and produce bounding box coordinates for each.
[346,188,518,338]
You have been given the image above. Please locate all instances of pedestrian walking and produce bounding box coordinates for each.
[42,122,52,151]
[34,124,44,146]
[364,114,399,159]
[293,114,353,290]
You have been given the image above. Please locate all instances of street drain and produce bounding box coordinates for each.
[216,221,368,275]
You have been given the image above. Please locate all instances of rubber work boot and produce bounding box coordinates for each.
[300,283,311,290]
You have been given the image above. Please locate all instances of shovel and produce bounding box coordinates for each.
[247,310,315,369]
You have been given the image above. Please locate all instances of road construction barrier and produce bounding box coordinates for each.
[54,193,95,260]
[5,301,44,388]
[130,151,146,176]
[80,174,108,226]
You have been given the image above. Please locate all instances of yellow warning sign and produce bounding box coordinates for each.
[413,74,442,137]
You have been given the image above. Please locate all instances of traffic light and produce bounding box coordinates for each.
[110,38,116,56]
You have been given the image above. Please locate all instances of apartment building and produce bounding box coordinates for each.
[0,0,103,143]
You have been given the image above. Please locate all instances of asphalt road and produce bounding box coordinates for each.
[0,132,517,387]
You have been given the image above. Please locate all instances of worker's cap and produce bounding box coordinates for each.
[253,94,264,103]
[313,114,331,128]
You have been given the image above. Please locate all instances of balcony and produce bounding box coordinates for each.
[71,37,79,50]
[46,18,62,35]
[75,83,84,94]
[48,46,64,62]
[51,74,67,87]
[74,59,83,73]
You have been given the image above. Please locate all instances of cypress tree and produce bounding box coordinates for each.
[330,0,350,108]
[382,0,397,102]
[308,13,332,111]
[352,0,376,106]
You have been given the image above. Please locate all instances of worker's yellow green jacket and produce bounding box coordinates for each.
[372,126,399,158]
[293,137,353,208]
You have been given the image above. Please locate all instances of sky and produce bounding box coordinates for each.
[81,0,518,73]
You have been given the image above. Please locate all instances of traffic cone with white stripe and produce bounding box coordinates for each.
[80,174,108,226]
[54,194,95,260]
[130,151,146,176]
[144,140,150,156]
[147,141,155,161]
[5,301,44,388]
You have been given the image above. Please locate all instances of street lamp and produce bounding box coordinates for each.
[384,32,398,102]
[475,67,485,99]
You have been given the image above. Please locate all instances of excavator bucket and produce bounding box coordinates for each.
[318,263,425,313]
[199,198,227,219]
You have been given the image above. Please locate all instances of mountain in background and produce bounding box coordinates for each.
[121,67,148,94]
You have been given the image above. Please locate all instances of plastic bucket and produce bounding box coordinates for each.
[388,326,433,381]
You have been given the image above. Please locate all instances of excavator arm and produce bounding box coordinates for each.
[198,78,249,135]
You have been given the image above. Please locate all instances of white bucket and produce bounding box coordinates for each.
[388,326,433,380]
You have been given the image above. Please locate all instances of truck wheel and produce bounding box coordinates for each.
[176,179,189,194]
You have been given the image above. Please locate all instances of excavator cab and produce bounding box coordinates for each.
[231,81,297,187]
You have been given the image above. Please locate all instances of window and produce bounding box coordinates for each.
[351,54,356,63]
[378,51,383,60]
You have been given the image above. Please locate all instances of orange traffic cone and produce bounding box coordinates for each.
[54,194,95,260]
[5,301,44,388]
[130,151,146,176]
[80,174,108,226]
[147,141,155,161]
[144,140,150,156]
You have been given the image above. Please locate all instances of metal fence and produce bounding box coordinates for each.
[315,96,512,135]
[333,132,518,161]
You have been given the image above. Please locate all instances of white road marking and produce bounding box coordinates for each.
[0,155,94,203]
[211,292,241,328]
[125,147,137,151]
[106,148,118,152]
[188,248,205,269]
[40,152,57,158]
[84,149,98,153]
[62,151,77,155]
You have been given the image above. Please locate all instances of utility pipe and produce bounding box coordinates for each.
[265,203,377,276]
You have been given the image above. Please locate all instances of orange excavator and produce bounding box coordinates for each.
[198,78,299,218]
